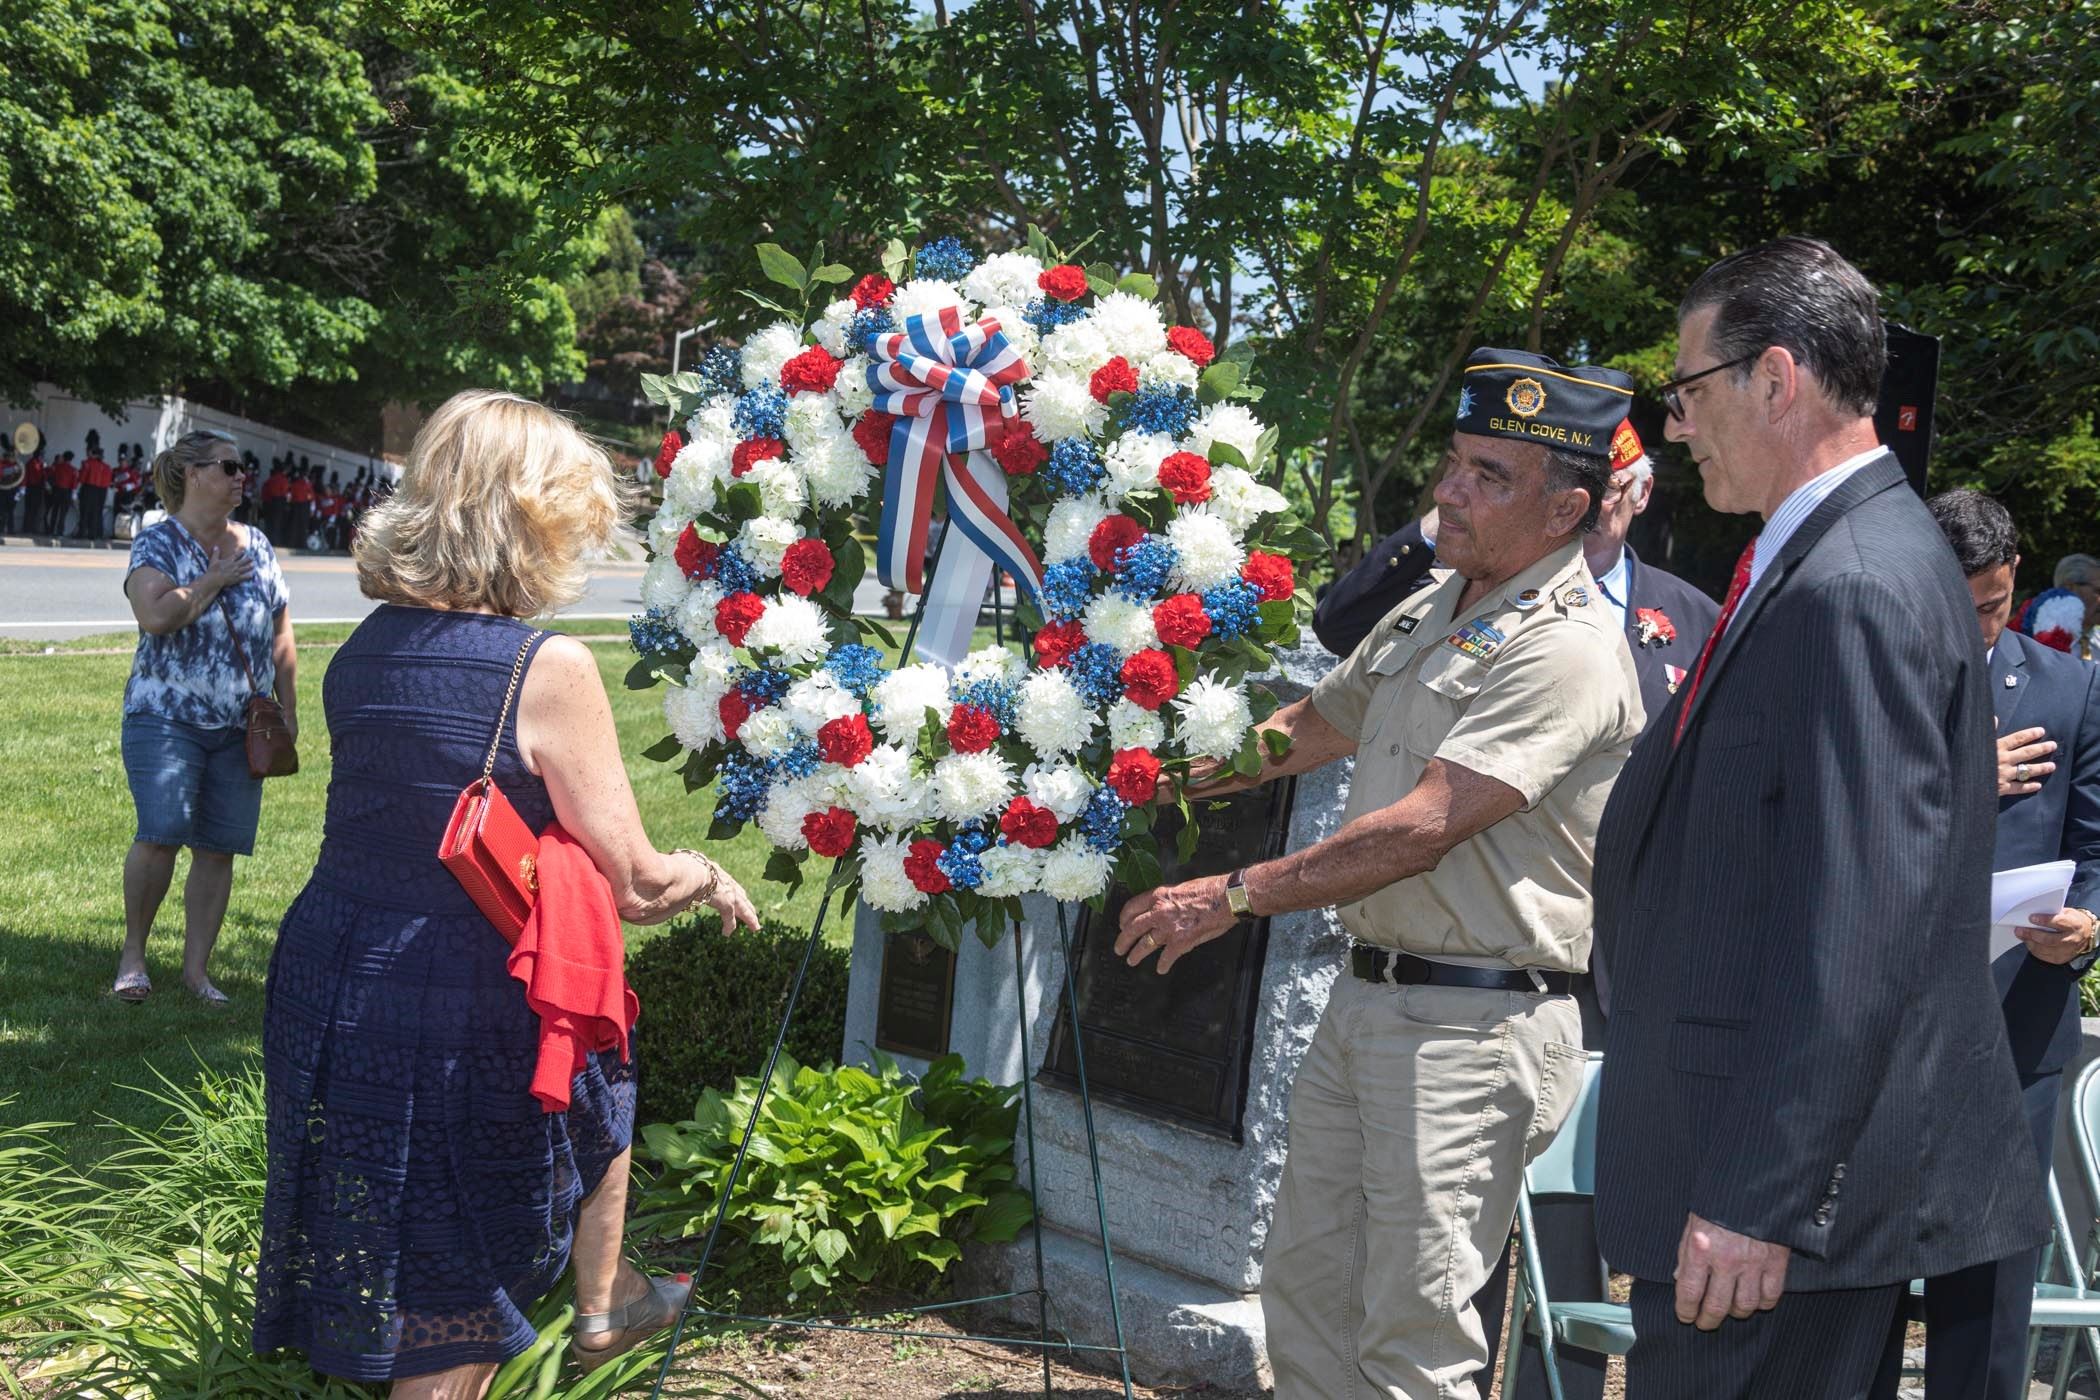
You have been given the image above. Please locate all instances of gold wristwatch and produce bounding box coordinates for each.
[1225,868,1252,918]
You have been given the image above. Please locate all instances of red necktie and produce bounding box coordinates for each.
[1672,538,1758,747]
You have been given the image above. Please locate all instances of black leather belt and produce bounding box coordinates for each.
[1351,944,1571,995]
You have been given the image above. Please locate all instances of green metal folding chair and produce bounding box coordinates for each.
[1502,1052,1633,1400]
[2037,1054,2100,1398]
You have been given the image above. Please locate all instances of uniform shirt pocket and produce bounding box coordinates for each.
[1404,644,1490,757]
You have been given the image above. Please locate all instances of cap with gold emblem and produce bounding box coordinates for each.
[1453,348,1635,459]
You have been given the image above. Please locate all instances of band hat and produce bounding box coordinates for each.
[1453,347,1635,459]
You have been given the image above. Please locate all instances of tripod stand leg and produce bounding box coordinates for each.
[1011,919,1056,1395]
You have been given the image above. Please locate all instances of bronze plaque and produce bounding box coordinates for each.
[1041,780,1297,1140]
[875,930,957,1060]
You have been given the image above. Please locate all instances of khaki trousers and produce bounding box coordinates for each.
[1262,971,1587,1399]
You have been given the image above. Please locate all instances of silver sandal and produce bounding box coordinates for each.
[570,1271,693,1373]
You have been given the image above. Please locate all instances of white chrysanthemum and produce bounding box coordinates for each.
[932,750,1017,823]
[736,516,799,576]
[1209,466,1290,532]
[756,777,819,850]
[963,251,1046,311]
[1088,291,1168,363]
[858,832,926,912]
[1107,697,1166,751]
[1043,493,1111,565]
[799,434,875,510]
[811,297,857,357]
[745,458,807,520]
[663,682,724,750]
[844,745,929,831]
[1023,761,1094,821]
[1102,432,1174,502]
[978,843,1045,900]
[641,555,692,612]
[1040,837,1113,901]
[1188,402,1264,465]
[1139,350,1200,393]
[1166,508,1247,593]
[667,437,728,512]
[647,510,688,559]
[1013,669,1096,757]
[891,277,968,326]
[745,594,831,664]
[1175,677,1254,760]
[675,580,726,646]
[834,355,874,418]
[738,706,797,758]
[687,393,738,446]
[785,672,861,736]
[1041,320,1112,379]
[1084,593,1159,655]
[953,645,1024,690]
[1021,373,1107,443]
[872,663,952,743]
[741,323,804,389]
[783,393,844,453]
[979,305,1039,372]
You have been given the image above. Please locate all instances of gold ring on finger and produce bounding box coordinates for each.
[1142,933,1158,949]
[2017,762,2030,782]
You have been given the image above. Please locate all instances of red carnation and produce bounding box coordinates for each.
[1038,265,1088,302]
[1153,593,1212,649]
[905,838,951,894]
[999,797,1061,850]
[718,688,754,741]
[731,437,785,477]
[1242,551,1296,602]
[803,806,858,858]
[1107,747,1163,805]
[1088,514,1146,571]
[780,345,843,395]
[715,592,766,646]
[674,524,718,581]
[1034,620,1089,669]
[1119,648,1180,711]
[852,410,897,466]
[780,538,835,597]
[817,713,874,768]
[1089,356,1139,404]
[851,274,895,310]
[947,703,1001,754]
[1157,451,1214,505]
[1166,325,1216,368]
[654,430,682,480]
[990,429,1047,476]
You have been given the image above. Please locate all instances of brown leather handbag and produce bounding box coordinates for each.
[208,567,299,780]
[438,633,542,945]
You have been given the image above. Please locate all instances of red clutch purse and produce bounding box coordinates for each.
[439,634,541,944]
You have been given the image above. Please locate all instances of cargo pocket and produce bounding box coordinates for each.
[1526,1039,1590,1155]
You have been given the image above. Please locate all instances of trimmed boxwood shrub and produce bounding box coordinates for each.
[628,912,851,1128]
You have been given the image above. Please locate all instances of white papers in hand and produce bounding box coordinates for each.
[1990,859,2077,961]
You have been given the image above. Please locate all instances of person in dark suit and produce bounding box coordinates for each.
[1865,490,2100,1400]
[1592,236,2048,1398]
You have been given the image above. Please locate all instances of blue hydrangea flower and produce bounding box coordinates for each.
[629,608,683,657]
[777,740,821,780]
[1042,557,1097,622]
[1202,578,1262,641]
[937,826,994,889]
[914,237,977,283]
[824,644,886,697]
[1079,787,1128,853]
[952,678,1018,728]
[717,752,772,822]
[845,305,894,352]
[1043,438,1106,497]
[1023,296,1088,336]
[1111,535,1178,600]
[1067,642,1125,708]
[714,544,761,595]
[732,383,788,439]
[697,346,743,395]
[1120,385,1198,438]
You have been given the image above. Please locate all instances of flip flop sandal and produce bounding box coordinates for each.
[188,981,232,1008]
[111,969,153,1002]
[570,1272,694,1374]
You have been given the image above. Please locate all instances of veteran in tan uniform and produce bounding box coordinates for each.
[1116,348,1646,1399]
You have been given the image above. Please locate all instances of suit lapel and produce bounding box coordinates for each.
[1992,635,2030,733]
[1618,546,1643,652]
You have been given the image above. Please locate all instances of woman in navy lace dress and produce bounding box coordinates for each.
[253,391,758,1397]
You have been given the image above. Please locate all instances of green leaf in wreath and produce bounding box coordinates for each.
[1262,728,1294,760]
[1206,438,1249,469]
[764,848,807,893]
[1198,361,1244,405]
[1114,841,1164,893]
[1115,271,1158,299]
[1176,817,1201,862]
[880,237,910,284]
[811,264,855,286]
[722,481,764,523]
[856,615,899,648]
[756,242,809,291]
[641,733,683,762]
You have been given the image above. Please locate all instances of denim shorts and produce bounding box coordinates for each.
[121,711,265,855]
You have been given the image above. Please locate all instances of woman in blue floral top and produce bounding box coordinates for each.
[115,429,295,1005]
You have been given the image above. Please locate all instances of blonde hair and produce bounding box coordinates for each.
[354,390,631,617]
[152,430,237,513]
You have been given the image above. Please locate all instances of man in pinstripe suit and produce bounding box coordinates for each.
[1591,237,2048,1397]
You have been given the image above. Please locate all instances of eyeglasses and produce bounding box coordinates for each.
[1656,352,1761,420]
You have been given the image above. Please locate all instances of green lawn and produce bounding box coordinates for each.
[0,619,833,1157]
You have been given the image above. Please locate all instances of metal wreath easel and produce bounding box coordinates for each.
[649,526,1138,1399]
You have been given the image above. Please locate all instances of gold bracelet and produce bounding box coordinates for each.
[670,849,719,913]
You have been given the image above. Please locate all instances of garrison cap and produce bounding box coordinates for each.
[1454,348,1635,459]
